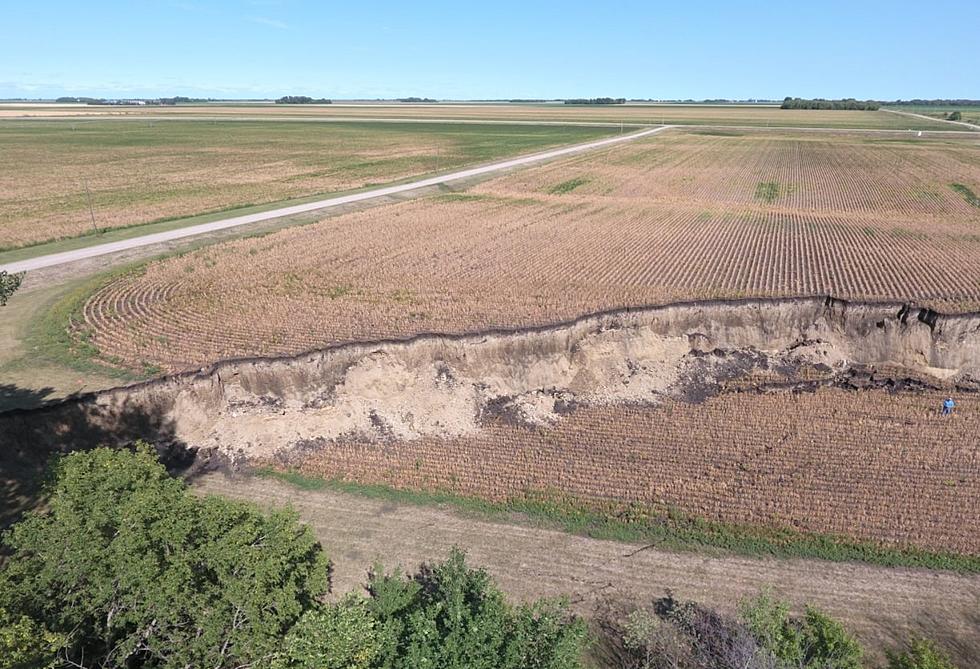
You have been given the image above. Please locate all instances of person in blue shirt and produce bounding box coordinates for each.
[942,397,955,416]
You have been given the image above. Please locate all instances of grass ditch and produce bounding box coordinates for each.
[24,265,148,383]
[950,183,980,208]
[548,177,590,195]
[258,468,980,574]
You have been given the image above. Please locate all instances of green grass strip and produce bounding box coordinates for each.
[950,183,980,208]
[755,181,780,204]
[548,177,590,195]
[24,265,148,382]
[258,468,980,574]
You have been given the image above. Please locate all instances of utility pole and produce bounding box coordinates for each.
[83,177,99,235]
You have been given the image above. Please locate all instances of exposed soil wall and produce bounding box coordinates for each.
[3,296,978,457]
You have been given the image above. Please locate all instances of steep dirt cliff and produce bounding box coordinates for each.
[3,296,978,458]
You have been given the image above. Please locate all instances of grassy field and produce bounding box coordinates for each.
[0,118,615,249]
[883,105,980,126]
[75,129,980,371]
[0,101,966,131]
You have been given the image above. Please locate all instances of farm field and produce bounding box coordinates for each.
[280,389,980,556]
[77,129,980,372]
[0,101,965,131]
[0,119,613,249]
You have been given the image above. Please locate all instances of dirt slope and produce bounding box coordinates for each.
[194,474,980,666]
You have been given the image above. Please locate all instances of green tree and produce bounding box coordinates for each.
[0,607,65,669]
[367,548,586,669]
[742,591,863,669]
[0,445,329,668]
[272,596,381,669]
[798,608,862,669]
[0,270,24,306]
[948,111,962,121]
[887,638,958,669]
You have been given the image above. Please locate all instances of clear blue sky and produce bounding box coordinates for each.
[3,1,976,100]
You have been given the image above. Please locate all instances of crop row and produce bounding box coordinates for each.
[290,388,980,554]
[81,190,980,370]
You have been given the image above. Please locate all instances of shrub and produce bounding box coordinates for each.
[367,548,586,669]
[0,445,329,668]
[887,638,958,669]
[0,607,65,669]
[272,596,381,669]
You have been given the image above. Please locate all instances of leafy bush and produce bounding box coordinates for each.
[367,548,586,669]
[0,270,24,306]
[0,607,65,669]
[741,591,862,669]
[272,597,382,669]
[0,445,329,668]
[887,638,959,669]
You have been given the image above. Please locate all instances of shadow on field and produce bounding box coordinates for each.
[0,383,57,413]
[0,386,205,530]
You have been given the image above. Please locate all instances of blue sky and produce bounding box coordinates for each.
[3,1,976,100]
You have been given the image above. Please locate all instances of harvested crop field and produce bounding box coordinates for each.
[280,387,980,555]
[0,102,964,131]
[0,119,612,249]
[78,129,980,372]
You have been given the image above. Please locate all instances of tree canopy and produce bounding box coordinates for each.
[0,446,587,668]
[0,270,24,306]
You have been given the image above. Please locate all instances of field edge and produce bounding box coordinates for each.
[254,467,980,574]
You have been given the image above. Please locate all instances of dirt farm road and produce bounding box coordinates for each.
[0,126,669,275]
[196,474,980,664]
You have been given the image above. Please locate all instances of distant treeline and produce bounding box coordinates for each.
[886,98,980,107]
[781,97,880,110]
[55,96,212,105]
[398,97,438,102]
[275,96,332,104]
[564,97,626,105]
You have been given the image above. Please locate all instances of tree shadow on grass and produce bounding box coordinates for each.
[0,383,57,413]
[0,385,208,530]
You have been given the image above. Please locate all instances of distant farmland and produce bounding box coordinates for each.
[78,129,980,372]
[0,119,614,249]
[0,101,965,131]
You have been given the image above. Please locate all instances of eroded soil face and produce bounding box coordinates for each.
[4,297,980,553]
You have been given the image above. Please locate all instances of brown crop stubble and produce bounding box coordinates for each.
[80,132,980,371]
[290,388,980,555]
[84,133,980,370]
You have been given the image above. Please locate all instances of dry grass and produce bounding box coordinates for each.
[79,130,980,371]
[0,119,610,249]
